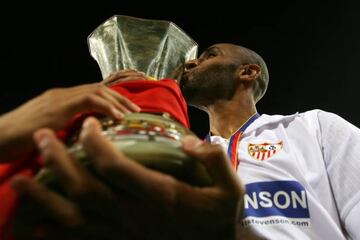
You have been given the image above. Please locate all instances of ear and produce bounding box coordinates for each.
[238,64,261,81]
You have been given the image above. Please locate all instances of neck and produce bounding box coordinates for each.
[206,91,257,139]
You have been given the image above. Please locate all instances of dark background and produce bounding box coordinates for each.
[1,1,359,138]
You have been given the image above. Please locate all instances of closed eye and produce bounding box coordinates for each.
[205,48,220,59]
[207,52,217,58]
[199,46,221,60]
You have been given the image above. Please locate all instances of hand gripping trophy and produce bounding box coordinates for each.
[36,15,212,188]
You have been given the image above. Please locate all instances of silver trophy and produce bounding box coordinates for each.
[88,15,198,80]
[35,15,211,187]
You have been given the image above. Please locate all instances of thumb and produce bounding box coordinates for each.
[183,135,241,190]
[80,116,103,140]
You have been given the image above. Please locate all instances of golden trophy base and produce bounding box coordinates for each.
[36,113,212,190]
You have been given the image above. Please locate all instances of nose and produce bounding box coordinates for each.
[184,59,199,71]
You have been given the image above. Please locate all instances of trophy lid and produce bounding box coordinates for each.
[88,15,198,80]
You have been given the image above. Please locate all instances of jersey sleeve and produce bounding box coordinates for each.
[317,110,360,239]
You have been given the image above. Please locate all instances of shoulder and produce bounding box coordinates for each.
[256,109,320,127]
[248,109,357,133]
[297,109,358,131]
[253,109,344,133]
[261,109,346,125]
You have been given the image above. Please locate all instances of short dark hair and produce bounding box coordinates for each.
[238,46,269,102]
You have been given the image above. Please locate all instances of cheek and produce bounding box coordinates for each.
[202,67,232,84]
[190,62,237,87]
[192,65,219,82]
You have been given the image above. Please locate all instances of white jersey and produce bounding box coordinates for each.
[209,110,360,239]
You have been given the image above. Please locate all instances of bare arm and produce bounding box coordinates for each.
[0,82,140,162]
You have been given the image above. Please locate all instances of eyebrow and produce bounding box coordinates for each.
[205,46,219,53]
[200,46,220,57]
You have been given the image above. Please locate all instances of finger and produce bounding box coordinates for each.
[33,128,89,194]
[80,117,178,207]
[61,83,125,119]
[182,135,242,190]
[67,83,136,118]
[88,83,140,113]
[95,88,132,114]
[11,175,83,227]
[111,69,147,79]
[105,87,141,112]
[78,93,126,119]
[101,70,147,85]
[34,128,118,214]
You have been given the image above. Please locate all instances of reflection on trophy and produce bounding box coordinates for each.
[36,15,212,188]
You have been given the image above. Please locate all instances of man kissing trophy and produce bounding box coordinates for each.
[37,15,211,188]
[11,15,211,238]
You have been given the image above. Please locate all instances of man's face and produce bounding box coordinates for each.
[178,44,243,108]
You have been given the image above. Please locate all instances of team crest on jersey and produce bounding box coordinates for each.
[248,141,283,161]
